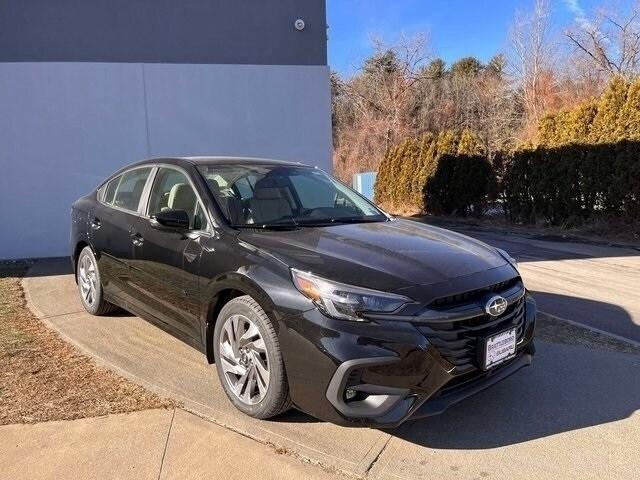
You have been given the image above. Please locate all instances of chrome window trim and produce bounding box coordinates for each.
[96,163,217,235]
[97,165,153,215]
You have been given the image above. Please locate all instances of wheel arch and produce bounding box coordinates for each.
[202,273,278,364]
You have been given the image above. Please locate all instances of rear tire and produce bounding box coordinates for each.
[213,295,291,419]
[76,246,118,316]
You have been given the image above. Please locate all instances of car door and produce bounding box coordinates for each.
[128,166,209,340]
[90,167,153,305]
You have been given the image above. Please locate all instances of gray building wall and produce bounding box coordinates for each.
[0,0,331,260]
[0,0,326,65]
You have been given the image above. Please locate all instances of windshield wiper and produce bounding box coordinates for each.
[295,216,387,226]
[231,223,300,231]
[330,217,388,224]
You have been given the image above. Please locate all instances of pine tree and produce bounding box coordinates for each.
[457,129,483,155]
[591,75,629,143]
[616,78,640,140]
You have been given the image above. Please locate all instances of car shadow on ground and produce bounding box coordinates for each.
[273,337,640,447]
[393,340,639,450]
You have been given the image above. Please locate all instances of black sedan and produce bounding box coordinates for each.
[70,157,535,427]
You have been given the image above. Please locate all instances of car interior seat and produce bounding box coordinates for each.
[249,177,294,224]
[167,183,197,226]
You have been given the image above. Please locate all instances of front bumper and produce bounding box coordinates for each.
[278,294,536,428]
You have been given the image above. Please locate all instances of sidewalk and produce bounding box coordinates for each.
[0,408,336,480]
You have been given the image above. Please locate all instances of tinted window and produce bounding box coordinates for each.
[112,168,151,212]
[148,168,206,230]
[102,175,121,205]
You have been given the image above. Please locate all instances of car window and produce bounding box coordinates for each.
[112,168,151,212]
[147,168,206,230]
[198,165,384,226]
[288,173,357,211]
[102,175,121,205]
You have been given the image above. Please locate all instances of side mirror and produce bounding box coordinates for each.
[150,209,190,230]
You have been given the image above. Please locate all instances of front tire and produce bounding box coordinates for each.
[213,295,291,419]
[76,246,117,316]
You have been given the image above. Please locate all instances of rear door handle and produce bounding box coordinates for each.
[90,218,101,230]
[130,233,144,247]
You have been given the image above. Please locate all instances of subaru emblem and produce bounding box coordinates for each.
[485,295,508,317]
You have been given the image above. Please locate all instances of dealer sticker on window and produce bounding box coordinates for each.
[484,328,516,370]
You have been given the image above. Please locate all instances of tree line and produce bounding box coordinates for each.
[374,76,640,224]
[332,0,640,225]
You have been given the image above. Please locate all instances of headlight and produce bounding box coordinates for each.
[496,248,518,270]
[290,269,412,321]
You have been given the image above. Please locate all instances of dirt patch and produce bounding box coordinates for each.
[0,267,175,425]
[536,313,640,356]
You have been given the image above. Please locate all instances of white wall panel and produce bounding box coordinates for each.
[0,63,149,259]
[0,62,332,259]
[143,63,331,168]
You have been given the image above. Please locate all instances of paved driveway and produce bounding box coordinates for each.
[23,258,639,479]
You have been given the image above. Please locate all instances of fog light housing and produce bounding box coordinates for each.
[345,388,357,401]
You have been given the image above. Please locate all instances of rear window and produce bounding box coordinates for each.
[102,176,121,204]
[108,168,151,212]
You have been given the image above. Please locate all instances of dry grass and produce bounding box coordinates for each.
[536,313,640,356]
[0,267,175,425]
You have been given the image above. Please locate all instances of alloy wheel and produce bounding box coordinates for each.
[78,254,98,307]
[219,314,270,405]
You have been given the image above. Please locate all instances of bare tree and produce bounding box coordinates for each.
[566,3,640,77]
[509,0,555,130]
[333,35,431,180]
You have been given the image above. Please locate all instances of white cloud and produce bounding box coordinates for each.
[562,0,593,30]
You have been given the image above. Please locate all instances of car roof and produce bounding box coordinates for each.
[101,156,318,187]
[131,156,310,169]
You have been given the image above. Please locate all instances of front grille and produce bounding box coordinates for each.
[415,281,526,374]
[431,277,520,308]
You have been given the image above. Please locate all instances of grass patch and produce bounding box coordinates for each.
[0,268,175,425]
[536,313,640,355]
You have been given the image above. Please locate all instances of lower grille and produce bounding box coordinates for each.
[415,288,526,373]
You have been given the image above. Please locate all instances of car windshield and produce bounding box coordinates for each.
[197,164,387,227]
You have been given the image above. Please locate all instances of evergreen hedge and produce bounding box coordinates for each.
[374,129,493,215]
[374,76,640,224]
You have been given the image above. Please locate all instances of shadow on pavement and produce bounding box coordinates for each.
[394,340,640,449]
[409,216,640,263]
[532,290,640,343]
[19,257,72,277]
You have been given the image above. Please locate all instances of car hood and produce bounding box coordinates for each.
[238,219,507,292]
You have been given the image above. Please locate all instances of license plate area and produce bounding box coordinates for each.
[481,327,517,370]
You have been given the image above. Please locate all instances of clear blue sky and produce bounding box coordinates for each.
[327,0,603,75]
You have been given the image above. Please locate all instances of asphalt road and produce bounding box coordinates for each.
[426,222,640,343]
[22,259,640,480]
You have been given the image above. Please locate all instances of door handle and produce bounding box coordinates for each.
[130,233,144,247]
[90,218,101,230]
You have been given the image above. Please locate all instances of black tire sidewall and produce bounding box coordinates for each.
[213,296,287,419]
